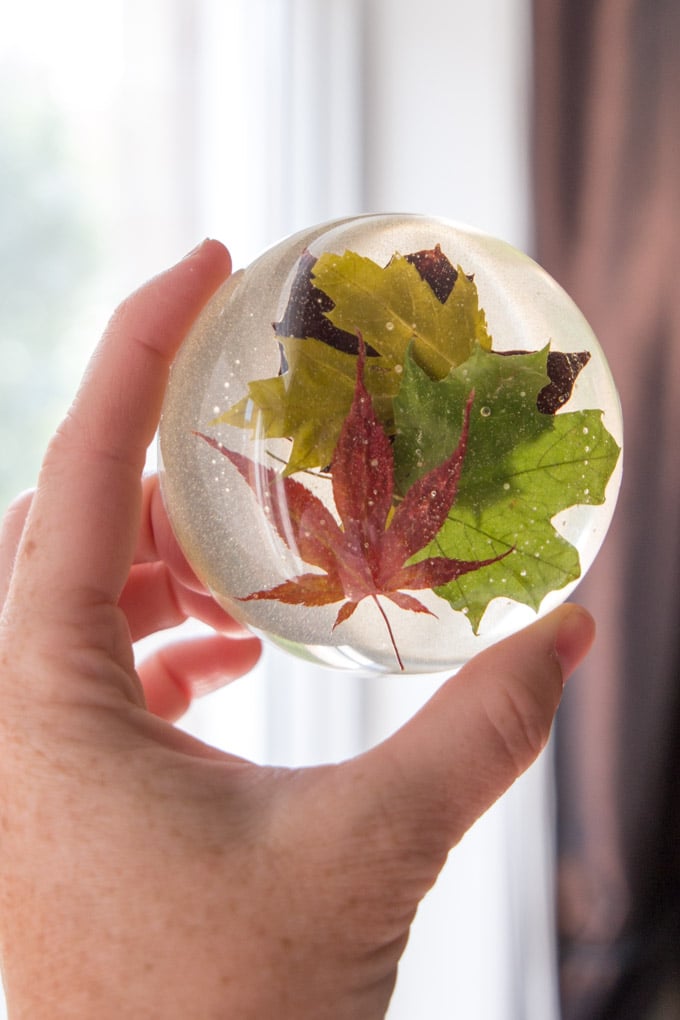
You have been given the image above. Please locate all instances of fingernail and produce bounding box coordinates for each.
[554,605,595,684]
[182,238,210,260]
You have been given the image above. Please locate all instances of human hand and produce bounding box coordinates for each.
[0,241,595,1019]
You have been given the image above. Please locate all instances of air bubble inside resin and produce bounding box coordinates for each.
[159,214,623,674]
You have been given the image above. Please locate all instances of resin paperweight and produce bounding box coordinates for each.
[159,214,623,674]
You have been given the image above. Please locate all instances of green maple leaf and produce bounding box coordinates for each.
[218,249,492,473]
[394,344,621,631]
[393,343,553,496]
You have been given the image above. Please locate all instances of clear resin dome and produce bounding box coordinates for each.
[159,214,623,674]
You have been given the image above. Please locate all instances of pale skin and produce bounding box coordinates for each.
[0,240,595,1019]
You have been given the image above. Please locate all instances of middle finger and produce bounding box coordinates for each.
[119,560,249,642]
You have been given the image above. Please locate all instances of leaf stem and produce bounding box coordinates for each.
[265,449,332,480]
[372,595,405,672]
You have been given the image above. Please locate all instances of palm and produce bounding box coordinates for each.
[3,651,417,1017]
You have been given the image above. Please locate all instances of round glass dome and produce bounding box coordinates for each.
[159,214,623,674]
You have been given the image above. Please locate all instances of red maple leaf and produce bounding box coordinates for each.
[196,339,507,670]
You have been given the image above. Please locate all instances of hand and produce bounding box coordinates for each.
[0,241,595,1019]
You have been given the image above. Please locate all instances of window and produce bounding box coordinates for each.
[1,3,557,1017]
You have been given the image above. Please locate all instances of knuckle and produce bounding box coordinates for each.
[483,673,554,775]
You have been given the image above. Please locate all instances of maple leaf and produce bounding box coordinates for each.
[394,344,621,631]
[216,248,492,473]
[197,338,506,670]
[216,246,590,476]
[311,249,492,378]
[272,243,462,351]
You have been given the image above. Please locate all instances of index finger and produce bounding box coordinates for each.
[12,240,232,613]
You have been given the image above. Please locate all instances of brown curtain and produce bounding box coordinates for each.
[532,1,680,1017]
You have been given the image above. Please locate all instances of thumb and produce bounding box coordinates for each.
[357,604,594,854]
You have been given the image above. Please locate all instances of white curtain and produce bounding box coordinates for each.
[1,2,558,1017]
